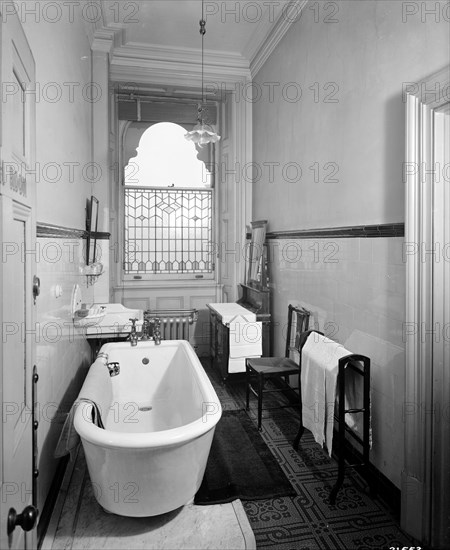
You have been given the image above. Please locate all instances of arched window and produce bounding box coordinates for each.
[123,122,214,279]
[125,122,212,188]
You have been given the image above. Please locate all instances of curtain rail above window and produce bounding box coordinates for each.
[117,95,218,125]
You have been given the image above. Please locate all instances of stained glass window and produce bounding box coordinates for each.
[124,187,213,275]
[123,122,214,277]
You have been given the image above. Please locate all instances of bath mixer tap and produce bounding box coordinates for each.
[140,317,152,340]
[150,318,162,345]
[128,318,139,346]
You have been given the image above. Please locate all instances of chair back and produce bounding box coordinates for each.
[285,304,311,358]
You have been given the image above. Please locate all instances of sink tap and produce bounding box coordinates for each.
[128,318,139,346]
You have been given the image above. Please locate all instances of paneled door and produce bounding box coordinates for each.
[0,3,38,549]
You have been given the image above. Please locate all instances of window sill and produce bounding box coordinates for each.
[114,280,222,291]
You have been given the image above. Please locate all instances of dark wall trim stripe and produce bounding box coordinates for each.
[265,223,404,240]
[37,223,85,239]
[37,222,110,240]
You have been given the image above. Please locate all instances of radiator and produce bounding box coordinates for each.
[143,309,198,341]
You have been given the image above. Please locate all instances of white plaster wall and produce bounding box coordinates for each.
[22,8,93,229]
[252,0,449,227]
[252,1,449,488]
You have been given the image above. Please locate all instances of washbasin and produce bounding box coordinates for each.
[91,303,144,332]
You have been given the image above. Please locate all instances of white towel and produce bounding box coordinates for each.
[228,317,262,358]
[301,333,354,456]
[54,398,105,458]
[228,356,261,374]
[54,355,112,458]
[208,302,256,324]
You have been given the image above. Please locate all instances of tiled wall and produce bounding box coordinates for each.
[35,237,98,510]
[268,236,405,487]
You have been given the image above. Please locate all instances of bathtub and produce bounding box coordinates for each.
[74,340,222,517]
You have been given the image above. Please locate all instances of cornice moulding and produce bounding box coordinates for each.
[250,0,308,78]
[92,26,125,53]
[119,42,248,69]
[110,54,251,86]
[110,64,250,89]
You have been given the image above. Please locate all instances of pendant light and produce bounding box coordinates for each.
[185,0,220,147]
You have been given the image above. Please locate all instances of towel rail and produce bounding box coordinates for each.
[293,330,373,504]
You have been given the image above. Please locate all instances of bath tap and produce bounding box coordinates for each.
[150,318,162,345]
[128,318,139,346]
[140,317,152,340]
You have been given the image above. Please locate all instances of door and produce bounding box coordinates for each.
[0,3,38,549]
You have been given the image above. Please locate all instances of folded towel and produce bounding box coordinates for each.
[228,318,262,358]
[54,398,104,458]
[301,333,356,456]
[208,303,256,324]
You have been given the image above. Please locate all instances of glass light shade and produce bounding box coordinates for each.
[185,121,221,147]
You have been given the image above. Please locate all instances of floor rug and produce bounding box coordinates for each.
[195,409,296,505]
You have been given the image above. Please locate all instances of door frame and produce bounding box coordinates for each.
[402,66,450,547]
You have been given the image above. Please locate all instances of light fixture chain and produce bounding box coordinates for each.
[184,0,220,146]
[200,0,206,110]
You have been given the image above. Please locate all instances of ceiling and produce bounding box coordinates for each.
[101,0,286,61]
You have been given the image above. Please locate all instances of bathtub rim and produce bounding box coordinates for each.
[74,339,222,450]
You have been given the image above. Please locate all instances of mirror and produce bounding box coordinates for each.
[86,196,99,265]
[247,220,267,287]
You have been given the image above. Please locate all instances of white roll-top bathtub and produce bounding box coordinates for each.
[74,340,222,517]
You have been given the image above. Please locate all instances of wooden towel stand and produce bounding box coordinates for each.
[293,330,373,504]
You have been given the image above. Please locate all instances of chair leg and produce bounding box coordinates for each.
[293,424,304,451]
[245,362,250,411]
[257,373,264,431]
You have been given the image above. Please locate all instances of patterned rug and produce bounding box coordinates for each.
[202,360,415,550]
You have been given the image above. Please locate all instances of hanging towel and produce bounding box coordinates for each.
[54,399,104,458]
[228,317,262,359]
[301,333,355,456]
[228,355,262,374]
[54,354,112,459]
[207,303,262,373]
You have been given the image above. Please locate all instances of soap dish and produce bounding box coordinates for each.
[73,305,106,327]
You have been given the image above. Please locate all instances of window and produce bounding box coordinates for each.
[123,122,214,280]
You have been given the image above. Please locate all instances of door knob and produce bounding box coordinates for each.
[32,275,40,304]
[7,505,38,535]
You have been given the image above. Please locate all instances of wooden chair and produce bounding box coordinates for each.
[245,304,311,430]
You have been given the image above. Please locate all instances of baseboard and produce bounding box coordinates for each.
[37,454,70,549]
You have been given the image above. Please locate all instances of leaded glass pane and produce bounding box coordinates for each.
[124,187,213,275]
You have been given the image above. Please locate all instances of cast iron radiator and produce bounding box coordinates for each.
[143,309,198,341]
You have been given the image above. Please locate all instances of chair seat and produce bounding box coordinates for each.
[246,356,299,375]
[245,304,310,430]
